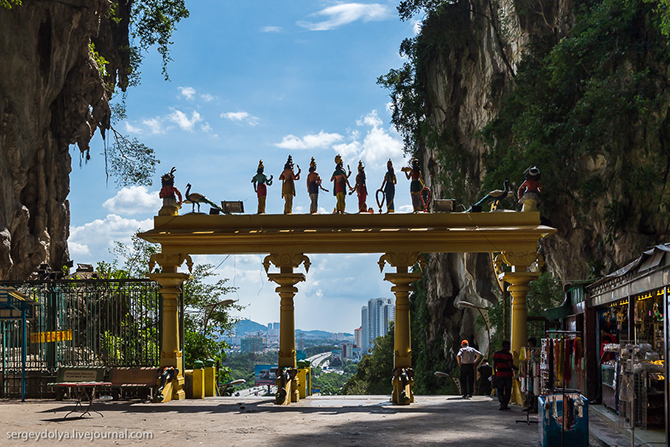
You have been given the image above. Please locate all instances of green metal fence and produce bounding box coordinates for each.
[0,279,161,398]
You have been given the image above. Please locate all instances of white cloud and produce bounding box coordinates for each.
[102,186,162,216]
[221,111,260,126]
[201,122,213,132]
[124,122,142,134]
[68,215,154,264]
[297,3,391,31]
[357,111,383,128]
[412,19,422,35]
[143,117,163,134]
[168,109,202,131]
[68,242,90,257]
[332,140,361,158]
[200,93,215,102]
[358,112,404,165]
[261,26,282,33]
[179,86,196,100]
[274,131,344,150]
[333,111,405,167]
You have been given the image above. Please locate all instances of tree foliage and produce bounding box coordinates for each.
[98,231,242,380]
[312,371,352,395]
[128,0,190,81]
[0,0,20,9]
[482,0,670,239]
[341,323,395,395]
[97,1,189,186]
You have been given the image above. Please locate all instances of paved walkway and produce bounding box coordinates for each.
[1,395,545,446]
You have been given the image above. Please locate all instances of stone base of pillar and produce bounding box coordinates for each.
[155,376,185,403]
[275,378,295,405]
[391,376,414,405]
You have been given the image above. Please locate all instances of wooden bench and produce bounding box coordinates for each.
[47,367,110,418]
[108,367,159,401]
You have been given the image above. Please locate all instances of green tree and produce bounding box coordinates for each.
[312,371,353,395]
[341,324,395,395]
[0,0,20,9]
[99,231,242,385]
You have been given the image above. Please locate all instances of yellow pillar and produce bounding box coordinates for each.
[204,360,216,397]
[380,252,422,405]
[264,253,310,405]
[148,253,193,402]
[501,254,540,406]
[192,361,205,399]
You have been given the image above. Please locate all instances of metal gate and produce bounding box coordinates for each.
[0,279,161,398]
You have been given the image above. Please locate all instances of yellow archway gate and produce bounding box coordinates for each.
[139,211,556,404]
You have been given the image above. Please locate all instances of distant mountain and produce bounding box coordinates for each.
[234,319,268,335]
[296,329,353,339]
[233,319,352,339]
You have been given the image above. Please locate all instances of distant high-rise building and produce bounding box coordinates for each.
[361,298,394,353]
[361,306,368,354]
[241,333,264,353]
[354,327,362,348]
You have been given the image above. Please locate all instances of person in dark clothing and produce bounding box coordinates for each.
[477,359,493,396]
[493,340,515,410]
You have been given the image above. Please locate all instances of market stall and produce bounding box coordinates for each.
[585,243,669,441]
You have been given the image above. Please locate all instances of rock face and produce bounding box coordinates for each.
[409,0,543,370]
[414,0,669,374]
[0,1,112,279]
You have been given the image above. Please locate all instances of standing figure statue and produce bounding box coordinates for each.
[159,167,182,216]
[517,166,543,212]
[350,160,369,213]
[279,155,300,214]
[403,158,425,212]
[251,160,273,214]
[379,159,397,213]
[330,154,352,214]
[306,157,328,214]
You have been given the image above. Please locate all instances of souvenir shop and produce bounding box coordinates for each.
[585,243,670,443]
[541,283,588,395]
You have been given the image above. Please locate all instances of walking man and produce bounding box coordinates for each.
[457,339,481,399]
[493,340,515,410]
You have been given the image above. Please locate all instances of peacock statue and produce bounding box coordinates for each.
[471,180,512,210]
[184,183,223,213]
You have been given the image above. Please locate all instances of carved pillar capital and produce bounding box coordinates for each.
[263,253,310,274]
[149,253,194,274]
[378,252,425,273]
[498,250,542,272]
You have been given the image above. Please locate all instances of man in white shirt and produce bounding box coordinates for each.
[457,339,481,398]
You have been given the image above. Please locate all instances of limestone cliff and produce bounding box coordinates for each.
[0,1,127,279]
[404,0,670,376]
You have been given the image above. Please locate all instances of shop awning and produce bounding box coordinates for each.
[587,243,670,307]
[545,298,571,321]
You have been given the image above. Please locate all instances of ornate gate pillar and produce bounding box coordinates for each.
[500,250,541,405]
[148,253,193,402]
[379,252,423,404]
[264,253,310,405]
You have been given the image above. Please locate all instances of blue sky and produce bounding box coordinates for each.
[68,1,421,333]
